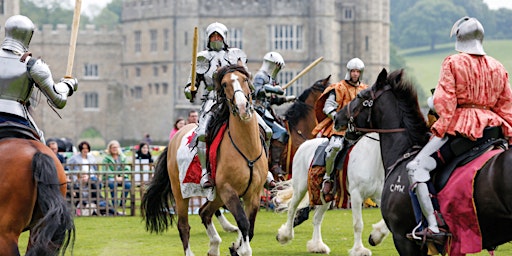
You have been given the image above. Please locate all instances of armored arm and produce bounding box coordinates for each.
[323,92,338,120]
[28,57,78,109]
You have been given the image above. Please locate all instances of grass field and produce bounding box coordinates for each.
[18,208,512,255]
[399,39,512,106]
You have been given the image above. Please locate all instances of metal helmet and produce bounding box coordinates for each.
[450,16,485,55]
[206,22,228,51]
[2,15,35,53]
[345,58,365,81]
[261,52,285,79]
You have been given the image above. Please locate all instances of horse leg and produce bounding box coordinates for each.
[199,201,223,256]
[348,191,372,256]
[0,234,20,256]
[222,192,252,256]
[215,209,239,232]
[276,178,308,244]
[368,219,389,246]
[306,203,330,254]
[175,197,195,256]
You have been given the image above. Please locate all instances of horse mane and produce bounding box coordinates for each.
[387,69,430,146]
[206,65,250,145]
[284,76,329,127]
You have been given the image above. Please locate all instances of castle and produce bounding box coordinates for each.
[1,0,389,147]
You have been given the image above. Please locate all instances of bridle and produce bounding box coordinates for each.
[343,84,406,134]
[223,74,254,118]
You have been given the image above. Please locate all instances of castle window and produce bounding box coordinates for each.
[84,63,98,78]
[365,36,369,51]
[163,29,169,51]
[343,7,354,21]
[153,66,158,76]
[150,29,158,52]
[162,82,169,94]
[133,86,143,99]
[136,67,141,77]
[270,25,303,51]
[228,28,243,49]
[278,70,302,96]
[134,30,141,53]
[0,0,4,14]
[84,92,98,109]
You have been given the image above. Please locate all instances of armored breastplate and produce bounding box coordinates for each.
[0,50,33,103]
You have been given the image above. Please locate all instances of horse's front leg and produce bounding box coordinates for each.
[199,201,223,256]
[348,191,371,256]
[222,192,252,256]
[306,203,330,254]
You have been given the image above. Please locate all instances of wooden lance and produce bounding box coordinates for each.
[282,57,324,90]
[190,27,199,92]
[65,0,82,78]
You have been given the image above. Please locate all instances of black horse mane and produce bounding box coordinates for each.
[387,69,430,146]
[284,75,329,128]
[206,65,250,145]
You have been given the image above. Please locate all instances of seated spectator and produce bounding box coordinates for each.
[67,141,99,184]
[169,117,185,139]
[73,174,120,216]
[102,140,131,207]
[135,142,154,163]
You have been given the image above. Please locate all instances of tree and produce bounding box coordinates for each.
[21,0,90,28]
[397,0,465,50]
[92,0,121,29]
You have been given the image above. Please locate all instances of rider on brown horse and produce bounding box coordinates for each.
[0,15,78,142]
[405,16,512,245]
[312,58,367,196]
[253,52,296,186]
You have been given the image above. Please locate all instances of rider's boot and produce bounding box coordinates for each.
[407,182,450,245]
[197,141,214,189]
[270,139,287,181]
[322,136,344,195]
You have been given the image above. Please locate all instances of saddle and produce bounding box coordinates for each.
[0,121,40,141]
[433,126,506,191]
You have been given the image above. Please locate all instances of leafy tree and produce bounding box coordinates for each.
[21,0,90,28]
[397,0,465,50]
[92,0,121,28]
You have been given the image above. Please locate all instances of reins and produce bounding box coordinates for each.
[227,126,264,198]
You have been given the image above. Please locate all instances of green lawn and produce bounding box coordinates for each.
[399,39,512,106]
[18,208,512,255]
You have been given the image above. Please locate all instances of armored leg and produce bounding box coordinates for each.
[406,136,451,244]
[195,111,215,189]
[270,139,287,181]
[256,113,272,150]
[322,136,344,194]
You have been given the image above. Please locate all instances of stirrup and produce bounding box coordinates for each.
[200,173,214,189]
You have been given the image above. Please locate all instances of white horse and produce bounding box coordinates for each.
[274,133,389,255]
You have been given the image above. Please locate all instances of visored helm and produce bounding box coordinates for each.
[206,22,228,51]
[2,15,35,53]
[450,16,485,55]
[345,57,365,81]
[262,52,285,79]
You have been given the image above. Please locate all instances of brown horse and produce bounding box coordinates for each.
[0,138,74,255]
[141,65,267,256]
[335,69,512,255]
[278,75,330,179]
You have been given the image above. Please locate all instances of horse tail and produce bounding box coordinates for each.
[141,146,174,234]
[27,152,75,256]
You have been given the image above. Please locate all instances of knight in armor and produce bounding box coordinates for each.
[0,15,78,143]
[184,22,249,189]
[405,17,512,245]
[253,52,296,187]
[311,58,368,196]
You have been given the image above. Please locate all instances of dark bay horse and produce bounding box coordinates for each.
[278,76,329,179]
[141,65,267,256]
[334,68,512,255]
[0,138,74,255]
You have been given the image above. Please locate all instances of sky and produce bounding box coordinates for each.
[483,0,512,10]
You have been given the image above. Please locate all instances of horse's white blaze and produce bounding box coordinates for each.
[230,73,250,119]
[274,134,389,255]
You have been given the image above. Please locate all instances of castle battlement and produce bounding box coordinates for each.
[32,23,121,45]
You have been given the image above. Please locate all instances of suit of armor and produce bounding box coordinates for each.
[0,15,77,142]
[184,22,248,188]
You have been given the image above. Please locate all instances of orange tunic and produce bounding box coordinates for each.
[312,80,368,137]
[432,53,512,144]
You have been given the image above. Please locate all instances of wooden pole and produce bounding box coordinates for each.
[65,0,82,78]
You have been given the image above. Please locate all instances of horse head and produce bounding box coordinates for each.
[216,64,254,121]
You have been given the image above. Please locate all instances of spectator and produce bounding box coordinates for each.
[67,141,99,183]
[102,140,131,207]
[142,133,152,145]
[47,140,66,166]
[73,174,120,216]
[186,110,199,124]
[169,117,185,139]
[135,142,154,163]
